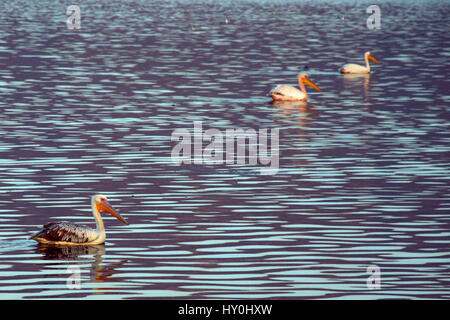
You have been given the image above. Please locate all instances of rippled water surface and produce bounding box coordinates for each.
[0,0,449,299]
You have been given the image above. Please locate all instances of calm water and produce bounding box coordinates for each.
[0,0,449,299]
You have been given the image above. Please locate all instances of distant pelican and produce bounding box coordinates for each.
[340,51,379,74]
[29,195,128,245]
[269,73,322,102]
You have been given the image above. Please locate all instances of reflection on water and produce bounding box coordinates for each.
[36,244,105,260]
[341,73,370,91]
[0,0,449,299]
[272,101,316,128]
[272,101,309,112]
[31,244,129,296]
[340,73,374,107]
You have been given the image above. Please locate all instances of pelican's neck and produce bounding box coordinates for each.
[298,77,307,99]
[91,197,105,233]
[365,54,371,72]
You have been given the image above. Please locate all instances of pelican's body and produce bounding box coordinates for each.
[269,73,321,102]
[340,51,379,74]
[29,195,128,245]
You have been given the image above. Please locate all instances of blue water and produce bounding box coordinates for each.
[0,0,449,299]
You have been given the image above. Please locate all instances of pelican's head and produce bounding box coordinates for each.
[298,73,322,92]
[92,194,129,225]
[365,51,379,64]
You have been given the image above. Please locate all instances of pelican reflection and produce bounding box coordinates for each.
[271,100,317,127]
[36,243,106,260]
[341,73,370,92]
[341,73,374,105]
[35,243,127,287]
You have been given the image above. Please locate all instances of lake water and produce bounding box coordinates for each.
[0,0,449,299]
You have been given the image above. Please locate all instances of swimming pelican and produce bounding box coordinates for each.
[340,51,379,74]
[269,73,321,102]
[29,195,128,245]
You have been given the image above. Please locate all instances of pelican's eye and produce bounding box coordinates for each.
[96,196,106,204]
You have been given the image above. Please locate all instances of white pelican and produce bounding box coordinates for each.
[340,51,379,74]
[29,195,128,245]
[269,73,321,102]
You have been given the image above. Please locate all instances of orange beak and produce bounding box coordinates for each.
[97,199,129,225]
[303,78,322,92]
[368,54,379,64]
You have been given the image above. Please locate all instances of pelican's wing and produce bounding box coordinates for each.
[340,63,368,73]
[269,85,305,100]
[30,222,99,243]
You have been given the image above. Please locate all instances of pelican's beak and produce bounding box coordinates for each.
[303,78,322,92]
[98,199,129,225]
[368,54,379,64]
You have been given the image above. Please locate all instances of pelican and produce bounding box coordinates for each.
[340,51,379,74]
[269,73,322,102]
[29,195,128,245]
